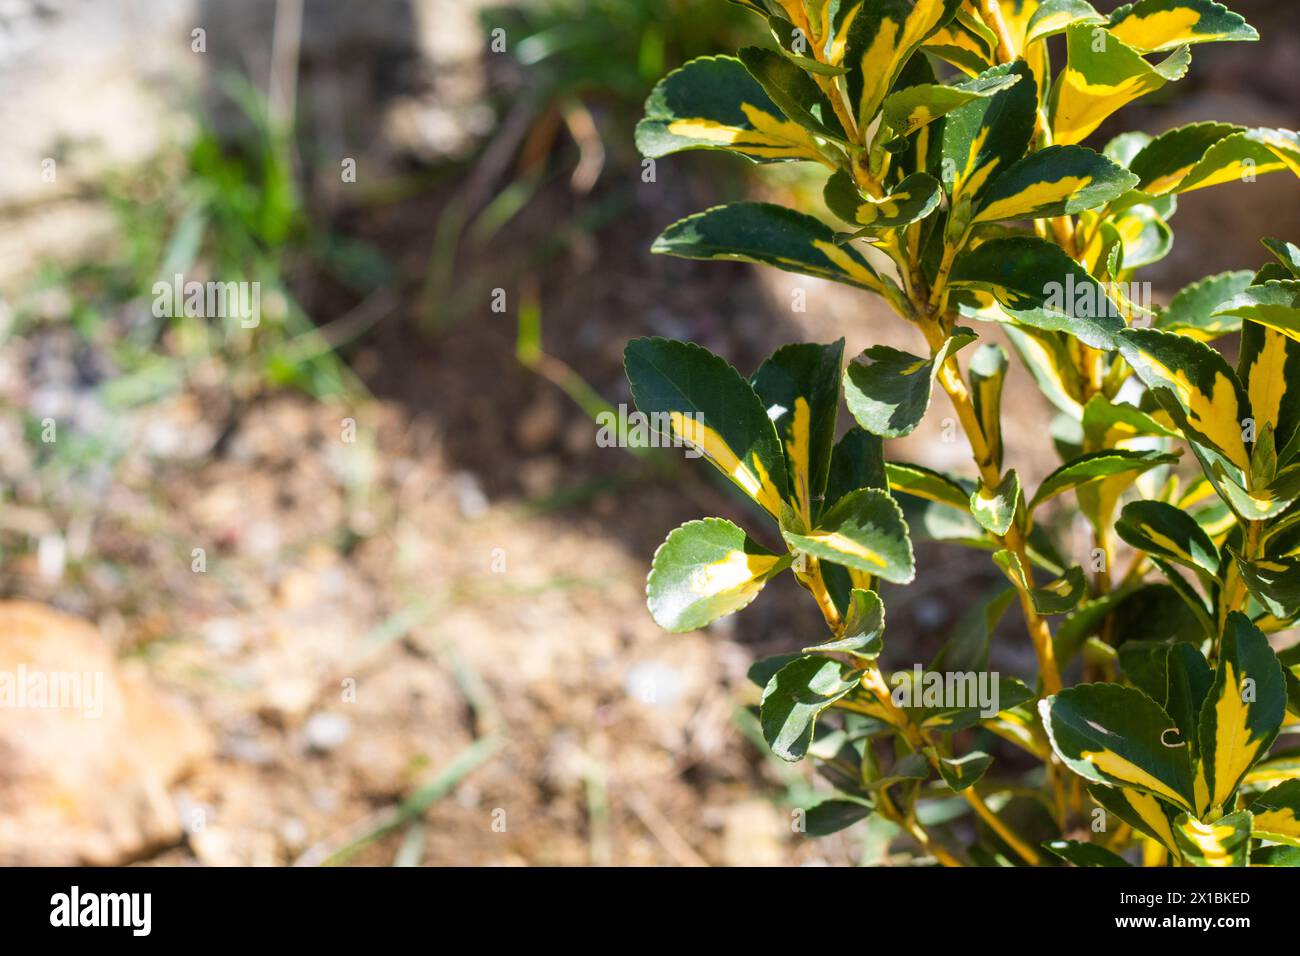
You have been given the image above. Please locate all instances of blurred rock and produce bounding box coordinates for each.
[450,470,489,519]
[0,600,213,865]
[624,661,684,709]
[303,712,351,753]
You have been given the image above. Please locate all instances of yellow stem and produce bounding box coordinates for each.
[929,348,1063,694]
[1217,520,1260,648]
[878,787,965,867]
[978,0,1018,62]
[964,786,1042,865]
[862,665,1042,866]
[927,244,961,319]
[797,558,843,634]
[817,73,860,147]
[1050,214,1079,259]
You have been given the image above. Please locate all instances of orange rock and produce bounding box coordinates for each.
[0,601,212,864]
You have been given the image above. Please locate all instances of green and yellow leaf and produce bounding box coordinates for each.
[1080,394,1179,448]
[1116,328,1252,472]
[1108,0,1257,54]
[971,470,1021,536]
[1114,498,1220,578]
[843,331,974,438]
[994,549,1087,614]
[1088,783,1181,856]
[625,337,788,517]
[766,11,852,76]
[636,55,834,166]
[783,488,916,582]
[1214,281,1300,343]
[1003,325,1085,419]
[1026,0,1105,45]
[922,13,997,76]
[1195,611,1288,814]
[1154,268,1254,340]
[1232,552,1300,621]
[969,343,1009,472]
[901,674,1034,732]
[951,237,1125,348]
[1041,682,1196,812]
[647,518,792,632]
[805,587,885,658]
[736,46,851,143]
[752,340,845,527]
[1194,443,1296,520]
[998,0,1054,105]
[1249,779,1300,847]
[1263,237,1300,279]
[1048,23,1191,147]
[937,751,993,792]
[1032,450,1179,511]
[824,170,943,232]
[1242,748,1300,788]
[1106,203,1173,270]
[941,61,1039,208]
[1239,320,1300,458]
[881,70,1022,138]
[1127,121,1243,194]
[1175,128,1300,194]
[974,145,1138,223]
[651,202,887,295]
[885,461,972,511]
[843,0,964,133]
[1173,810,1252,867]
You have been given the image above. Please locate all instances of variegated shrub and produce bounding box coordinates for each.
[625,0,1300,867]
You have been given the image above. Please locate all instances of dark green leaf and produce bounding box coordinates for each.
[751,340,845,523]
[1115,499,1220,577]
[626,337,789,516]
[1041,682,1196,811]
[761,655,857,761]
[804,799,873,836]
[805,588,885,658]
[652,202,887,294]
[938,751,993,791]
[1043,840,1132,867]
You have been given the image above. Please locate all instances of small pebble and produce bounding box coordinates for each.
[304,712,351,752]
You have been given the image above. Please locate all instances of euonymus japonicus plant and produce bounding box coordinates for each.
[623,0,1300,867]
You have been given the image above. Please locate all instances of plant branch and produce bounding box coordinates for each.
[862,665,1043,865]
[979,0,1019,62]
[925,332,1064,695]
[1217,519,1260,648]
